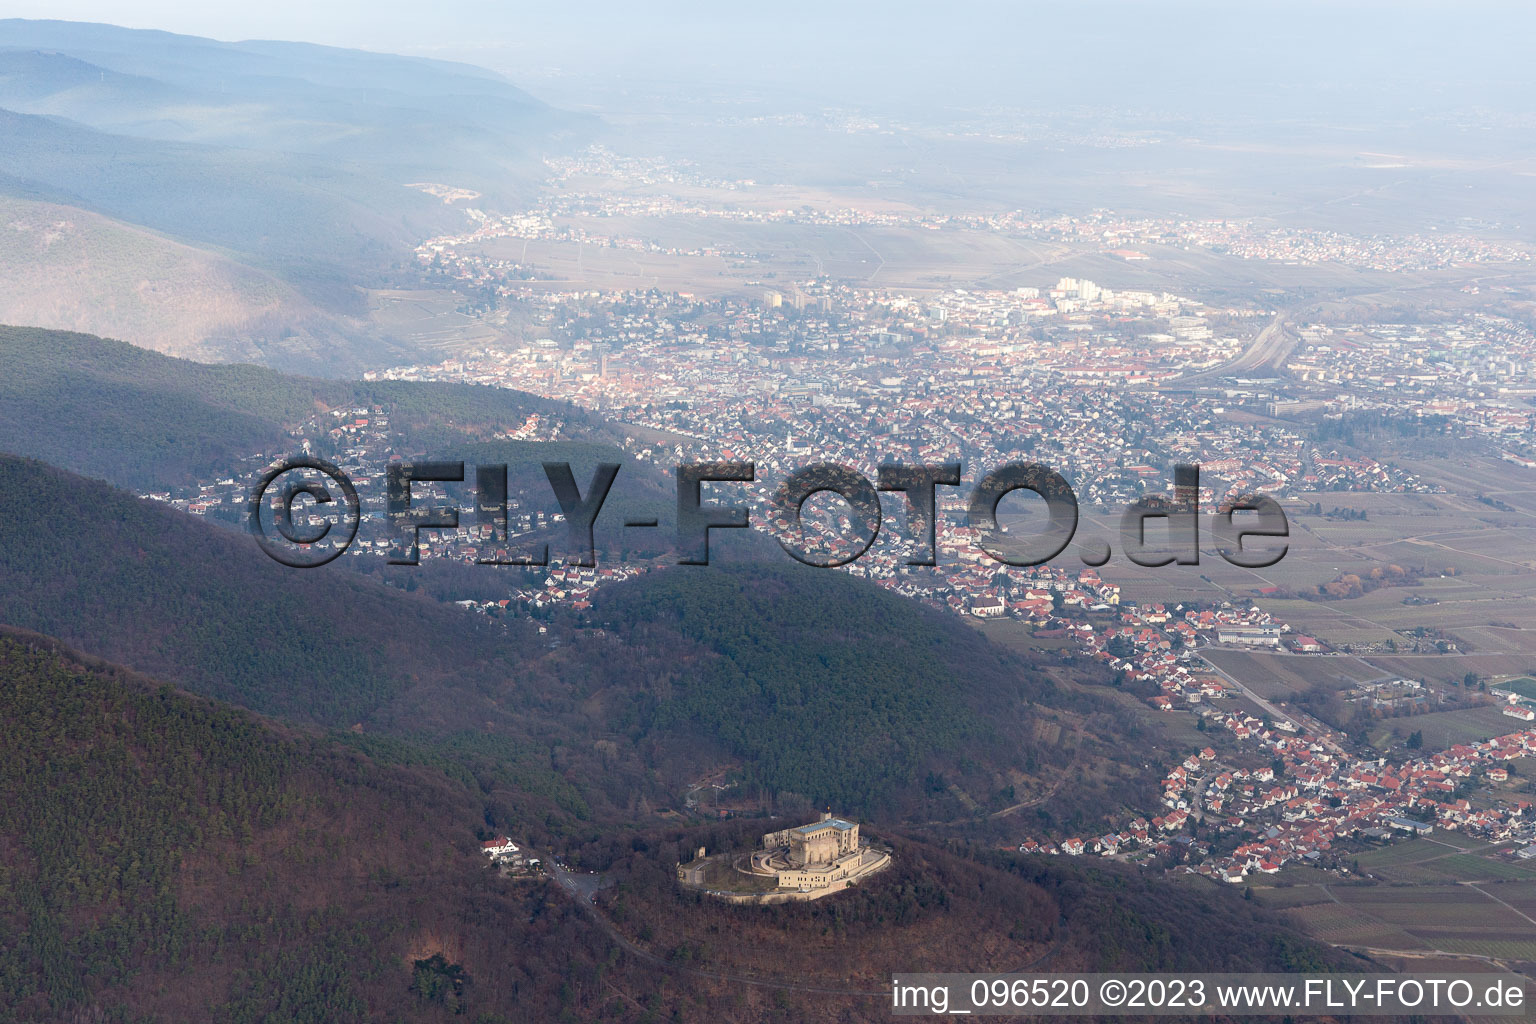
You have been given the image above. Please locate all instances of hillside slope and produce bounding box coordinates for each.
[586,565,1085,819]
[0,196,341,362]
[0,453,536,726]
[0,107,440,303]
[576,820,1357,993]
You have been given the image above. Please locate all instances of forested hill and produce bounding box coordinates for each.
[0,631,1355,1022]
[550,561,1175,826]
[573,820,1357,992]
[586,565,1081,819]
[0,629,616,1023]
[0,453,535,726]
[0,325,637,493]
[0,447,1159,826]
[0,453,969,821]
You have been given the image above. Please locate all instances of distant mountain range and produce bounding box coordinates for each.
[0,20,589,372]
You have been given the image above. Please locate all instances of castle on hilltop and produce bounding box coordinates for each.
[755,812,886,896]
[676,811,889,903]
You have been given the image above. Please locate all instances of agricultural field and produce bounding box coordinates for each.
[1377,704,1530,751]
[1367,654,1536,686]
[1251,598,1404,650]
[1251,883,1334,909]
[970,616,1078,654]
[1202,649,1383,699]
[1268,857,1536,962]
[1479,880,1536,919]
[1352,861,1466,885]
[1090,467,1536,663]
[1333,884,1536,954]
[1431,938,1536,961]
[1404,455,1536,513]
[1260,864,1341,888]
[1354,837,1483,870]
[470,216,1089,296]
[366,287,509,350]
[1419,855,1536,883]
[1357,844,1535,885]
[1282,900,1429,951]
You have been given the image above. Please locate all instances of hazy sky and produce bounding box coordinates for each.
[4,2,1533,117]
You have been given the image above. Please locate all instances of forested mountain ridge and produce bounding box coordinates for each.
[0,629,1356,1022]
[0,452,554,728]
[0,325,635,493]
[0,448,1150,826]
[0,628,620,1023]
